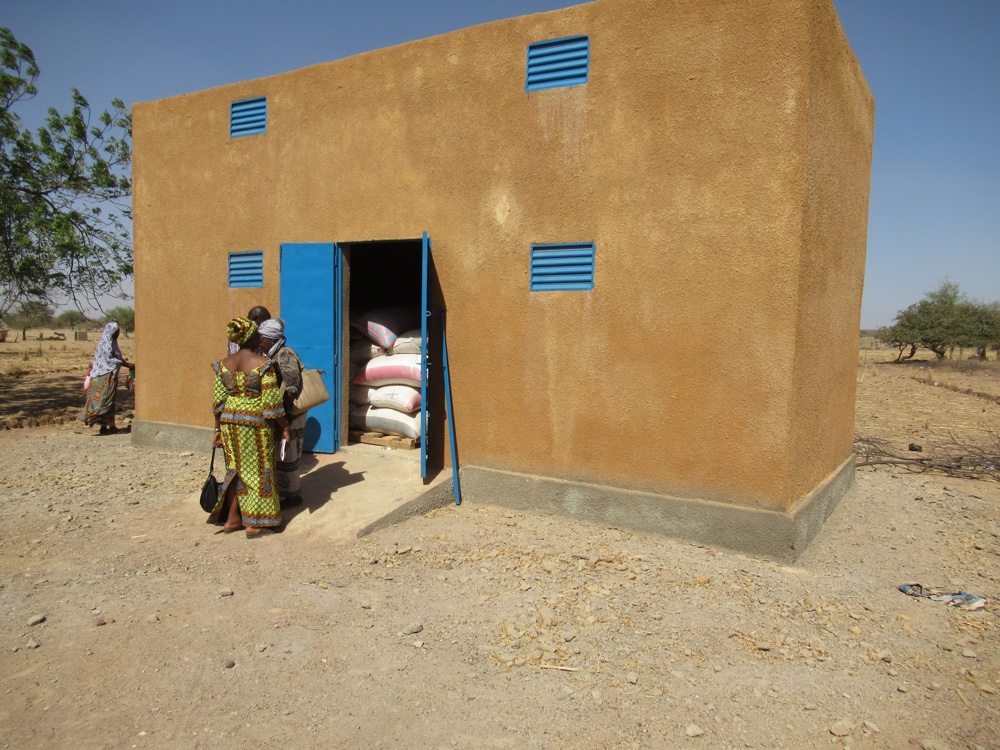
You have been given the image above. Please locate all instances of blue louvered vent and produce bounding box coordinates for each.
[230,97,267,137]
[526,36,590,92]
[530,243,595,291]
[228,251,264,288]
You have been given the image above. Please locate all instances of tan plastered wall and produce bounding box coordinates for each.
[787,0,874,505]
[133,0,872,514]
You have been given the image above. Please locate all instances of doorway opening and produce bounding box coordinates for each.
[344,239,426,455]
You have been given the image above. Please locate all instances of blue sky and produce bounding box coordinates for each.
[4,0,998,328]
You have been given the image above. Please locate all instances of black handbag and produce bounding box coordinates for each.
[200,445,221,512]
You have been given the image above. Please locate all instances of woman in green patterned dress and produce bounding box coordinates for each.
[210,317,291,538]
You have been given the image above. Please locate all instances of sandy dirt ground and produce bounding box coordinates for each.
[0,336,997,749]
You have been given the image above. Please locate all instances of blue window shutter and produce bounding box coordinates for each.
[229,251,264,287]
[531,243,595,291]
[230,97,267,137]
[526,36,590,92]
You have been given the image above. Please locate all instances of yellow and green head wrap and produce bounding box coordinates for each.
[227,317,258,346]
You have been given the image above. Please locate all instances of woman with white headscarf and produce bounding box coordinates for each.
[79,321,134,434]
[258,318,306,508]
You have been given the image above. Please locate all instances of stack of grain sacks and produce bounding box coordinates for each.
[348,308,424,442]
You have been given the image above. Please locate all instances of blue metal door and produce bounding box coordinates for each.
[280,243,341,453]
[420,232,431,479]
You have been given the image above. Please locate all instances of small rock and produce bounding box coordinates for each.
[25,640,39,650]
[803,703,818,711]
[861,721,880,734]
[396,545,412,555]
[685,724,704,738]
[224,659,235,669]
[11,646,19,653]
[626,672,639,685]
[918,740,952,750]
[146,615,160,624]
[413,640,424,649]
[401,623,423,635]
[755,642,771,651]
[257,644,267,652]
[897,684,909,693]
[829,719,853,737]
[877,650,893,663]
[360,602,371,609]
[26,615,46,627]
[962,649,977,659]
[220,589,234,597]
[95,618,108,626]
[980,684,996,695]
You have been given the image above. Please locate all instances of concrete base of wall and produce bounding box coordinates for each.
[129,419,853,561]
[131,419,213,454]
[459,456,856,563]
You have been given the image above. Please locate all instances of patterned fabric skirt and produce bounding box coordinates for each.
[78,371,118,426]
[276,411,308,503]
[210,421,282,528]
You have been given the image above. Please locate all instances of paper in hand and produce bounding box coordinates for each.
[280,439,287,461]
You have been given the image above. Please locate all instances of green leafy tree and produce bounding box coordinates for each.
[104,305,134,336]
[879,282,1000,361]
[957,301,1000,359]
[878,306,923,362]
[55,309,88,329]
[0,27,132,319]
[7,299,53,339]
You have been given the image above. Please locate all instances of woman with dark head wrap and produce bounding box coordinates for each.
[258,317,306,508]
[79,321,134,434]
[210,317,291,537]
